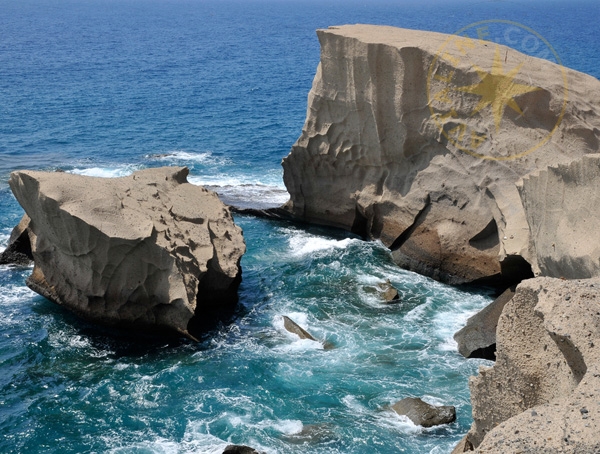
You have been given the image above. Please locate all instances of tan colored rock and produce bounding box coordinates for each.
[519,155,600,278]
[377,279,400,303]
[282,24,600,285]
[463,277,600,452]
[8,167,245,339]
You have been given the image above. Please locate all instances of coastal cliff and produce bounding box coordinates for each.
[282,24,600,451]
[282,24,600,285]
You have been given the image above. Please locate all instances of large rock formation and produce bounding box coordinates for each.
[282,24,600,285]
[460,277,600,452]
[8,167,245,339]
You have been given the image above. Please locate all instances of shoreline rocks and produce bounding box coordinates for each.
[8,166,245,340]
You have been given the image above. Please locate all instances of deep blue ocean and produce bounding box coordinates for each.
[1,1,599,453]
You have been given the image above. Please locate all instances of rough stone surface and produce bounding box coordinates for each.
[463,277,600,452]
[8,167,245,339]
[281,24,600,285]
[454,286,515,360]
[0,214,34,265]
[391,397,456,427]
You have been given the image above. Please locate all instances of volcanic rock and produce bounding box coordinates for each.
[8,167,245,339]
[281,24,600,285]
[391,397,456,427]
[222,445,265,454]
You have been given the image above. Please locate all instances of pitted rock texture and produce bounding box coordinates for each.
[9,167,245,339]
[463,277,600,452]
[282,24,600,284]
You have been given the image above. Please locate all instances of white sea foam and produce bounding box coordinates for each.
[269,419,303,435]
[376,410,423,434]
[0,231,9,253]
[68,164,139,178]
[146,150,229,165]
[286,231,357,258]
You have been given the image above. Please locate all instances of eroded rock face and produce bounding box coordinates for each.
[9,167,246,339]
[464,277,600,452]
[282,24,600,285]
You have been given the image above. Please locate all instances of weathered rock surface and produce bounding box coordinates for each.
[454,286,515,360]
[8,167,245,339]
[0,214,34,265]
[281,24,600,285]
[462,277,600,452]
[391,397,456,427]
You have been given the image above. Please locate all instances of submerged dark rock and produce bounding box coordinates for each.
[391,397,456,427]
[222,445,265,454]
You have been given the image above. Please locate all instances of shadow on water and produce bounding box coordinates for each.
[30,293,253,358]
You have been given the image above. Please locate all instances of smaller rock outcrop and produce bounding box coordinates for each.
[283,316,318,341]
[453,287,515,360]
[0,214,33,265]
[391,397,456,427]
[8,167,246,340]
[377,279,400,303]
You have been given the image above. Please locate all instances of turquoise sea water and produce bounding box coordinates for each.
[1,1,599,452]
